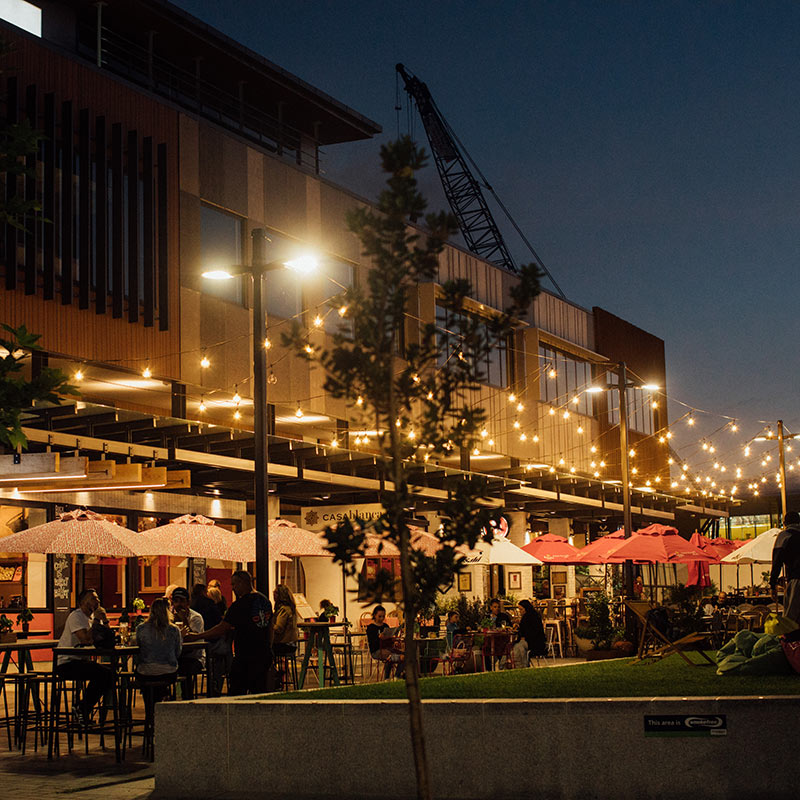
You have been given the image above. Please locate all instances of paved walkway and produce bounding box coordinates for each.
[0,743,154,799]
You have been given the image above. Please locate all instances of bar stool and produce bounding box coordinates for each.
[136,673,177,762]
[19,671,51,754]
[544,620,563,658]
[274,650,299,691]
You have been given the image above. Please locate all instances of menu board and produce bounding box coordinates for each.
[293,592,315,620]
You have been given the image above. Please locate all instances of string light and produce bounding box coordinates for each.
[200,353,210,369]
[488,439,495,447]
[687,417,695,426]
[74,369,84,382]
[313,314,323,328]
[532,434,539,443]
[548,368,557,379]
[338,305,348,317]
[295,407,304,418]
[516,402,524,412]
[426,391,434,400]
[562,410,570,420]
[548,407,555,416]
[264,338,271,349]
[513,420,521,429]
[519,433,527,442]
[508,393,517,403]
[407,429,416,440]
[233,408,241,421]
[232,387,241,404]
[142,366,152,379]
[304,344,313,355]
[356,395,364,406]
[331,438,339,448]
[472,447,480,456]
[577,426,584,434]
[198,396,206,413]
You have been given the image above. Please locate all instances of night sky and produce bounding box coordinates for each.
[173,0,800,480]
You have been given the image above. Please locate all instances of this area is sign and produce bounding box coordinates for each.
[644,714,727,737]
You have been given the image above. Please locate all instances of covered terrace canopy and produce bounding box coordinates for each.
[6,399,734,525]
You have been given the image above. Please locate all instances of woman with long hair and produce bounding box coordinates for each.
[271,583,299,657]
[136,597,182,676]
[512,599,547,668]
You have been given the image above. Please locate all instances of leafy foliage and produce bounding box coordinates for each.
[285,136,540,799]
[586,592,615,649]
[0,324,77,449]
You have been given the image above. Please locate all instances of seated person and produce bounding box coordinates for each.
[488,598,512,628]
[171,587,204,699]
[366,605,403,678]
[445,611,462,651]
[56,588,114,723]
[317,598,334,622]
[136,598,182,709]
[512,600,547,667]
[717,591,730,608]
[272,584,300,657]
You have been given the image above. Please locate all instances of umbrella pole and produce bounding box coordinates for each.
[341,562,347,624]
[750,563,754,594]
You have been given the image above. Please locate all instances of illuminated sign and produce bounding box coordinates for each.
[0,0,42,37]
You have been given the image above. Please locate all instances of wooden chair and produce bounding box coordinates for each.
[626,600,715,666]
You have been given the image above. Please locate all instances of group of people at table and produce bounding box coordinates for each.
[56,570,302,725]
[365,598,549,678]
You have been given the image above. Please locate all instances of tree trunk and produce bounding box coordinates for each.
[399,522,432,800]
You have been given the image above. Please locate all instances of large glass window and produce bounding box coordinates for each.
[200,204,244,304]
[539,344,593,416]
[436,303,509,388]
[606,373,654,434]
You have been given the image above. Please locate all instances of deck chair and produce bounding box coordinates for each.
[625,600,715,666]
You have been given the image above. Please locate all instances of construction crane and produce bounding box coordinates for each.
[396,63,565,299]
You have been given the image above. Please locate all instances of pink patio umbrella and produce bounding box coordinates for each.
[521,533,580,563]
[0,508,145,557]
[141,513,287,563]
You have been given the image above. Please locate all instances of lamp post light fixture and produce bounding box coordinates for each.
[202,228,318,592]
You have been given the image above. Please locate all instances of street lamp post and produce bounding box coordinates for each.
[617,361,635,599]
[203,228,318,592]
[778,420,788,522]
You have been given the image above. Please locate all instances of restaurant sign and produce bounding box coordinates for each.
[300,503,384,532]
[644,715,727,737]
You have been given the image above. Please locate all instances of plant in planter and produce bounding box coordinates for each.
[322,603,339,622]
[131,597,146,630]
[16,607,33,638]
[576,593,619,660]
[0,613,16,643]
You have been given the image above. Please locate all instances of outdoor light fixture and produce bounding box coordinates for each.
[641,383,659,391]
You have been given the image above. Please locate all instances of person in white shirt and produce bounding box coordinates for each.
[56,588,113,721]
[170,587,204,699]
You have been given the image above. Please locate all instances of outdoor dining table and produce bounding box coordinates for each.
[297,621,345,689]
[480,629,514,670]
[0,637,58,674]
[49,640,210,762]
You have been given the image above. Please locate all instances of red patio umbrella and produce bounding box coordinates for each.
[687,532,714,587]
[571,529,626,564]
[521,533,579,563]
[605,525,715,564]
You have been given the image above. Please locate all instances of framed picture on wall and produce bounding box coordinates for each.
[457,572,472,592]
[507,571,522,591]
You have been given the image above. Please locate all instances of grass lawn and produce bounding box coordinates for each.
[280,655,800,700]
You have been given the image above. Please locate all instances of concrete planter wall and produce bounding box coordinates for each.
[155,695,800,800]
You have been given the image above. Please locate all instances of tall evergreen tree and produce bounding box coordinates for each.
[288,136,540,800]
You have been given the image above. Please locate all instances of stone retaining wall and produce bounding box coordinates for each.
[154,695,800,799]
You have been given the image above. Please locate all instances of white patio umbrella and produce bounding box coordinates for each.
[462,537,543,566]
[722,528,781,564]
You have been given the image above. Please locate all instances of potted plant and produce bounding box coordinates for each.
[16,607,33,639]
[322,602,339,623]
[0,614,16,643]
[131,597,146,630]
[580,593,619,661]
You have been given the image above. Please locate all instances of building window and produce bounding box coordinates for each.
[436,303,510,388]
[539,344,593,416]
[200,203,244,304]
[606,373,654,434]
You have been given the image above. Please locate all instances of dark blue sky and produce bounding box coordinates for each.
[174,0,800,473]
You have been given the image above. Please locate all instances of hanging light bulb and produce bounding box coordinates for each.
[200,352,210,369]
[508,393,517,403]
[548,368,557,379]
[313,314,323,328]
[682,463,689,471]
[651,401,658,409]
[74,369,84,382]
[472,447,480,456]
[480,428,488,439]
[426,391,434,400]
[744,446,751,456]
[395,418,401,427]
[549,407,556,416]
[590,445,597,453]
[688,417,695,426]
[331,438,339,448]
[668,457,674,465]
[407,429,416,440]
[519,433,527,442]
[562,410,570,420]
[488,438,495,447]
[558,458,565,466]
[199,396,206,413]
[577,426,584,434]
[338,304,348,317]
[731,423,738,432]
[233,408,242,421]
[666,431,672,439]
[264,338,271,349]
[412,374,420,384]
[599,460,606,467]
[232,387,241,404]
[304,344,313,355]
[513,420,521,429]
[572,396,579,405]
[295,407,304,419]
[532,434,539,443]
[629,449,636,458]
[569,466,576,473]
[356,395,364,406]
[142,366,152,379]
[702,442,709,451]
[516,402,524,412]
[267,371,277,385]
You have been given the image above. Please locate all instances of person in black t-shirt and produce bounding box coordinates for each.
[185,570,272,695]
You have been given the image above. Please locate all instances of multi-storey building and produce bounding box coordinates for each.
[0,0,729,623]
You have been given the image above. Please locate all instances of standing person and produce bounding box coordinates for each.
[771,510,800,623]
[56,589,114,722]
[512,600,547,667]
[271,584,299,657]
[190,583,229,697]
[184,570,272,695]
[170,587,204,699]
[207,579,227,614]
